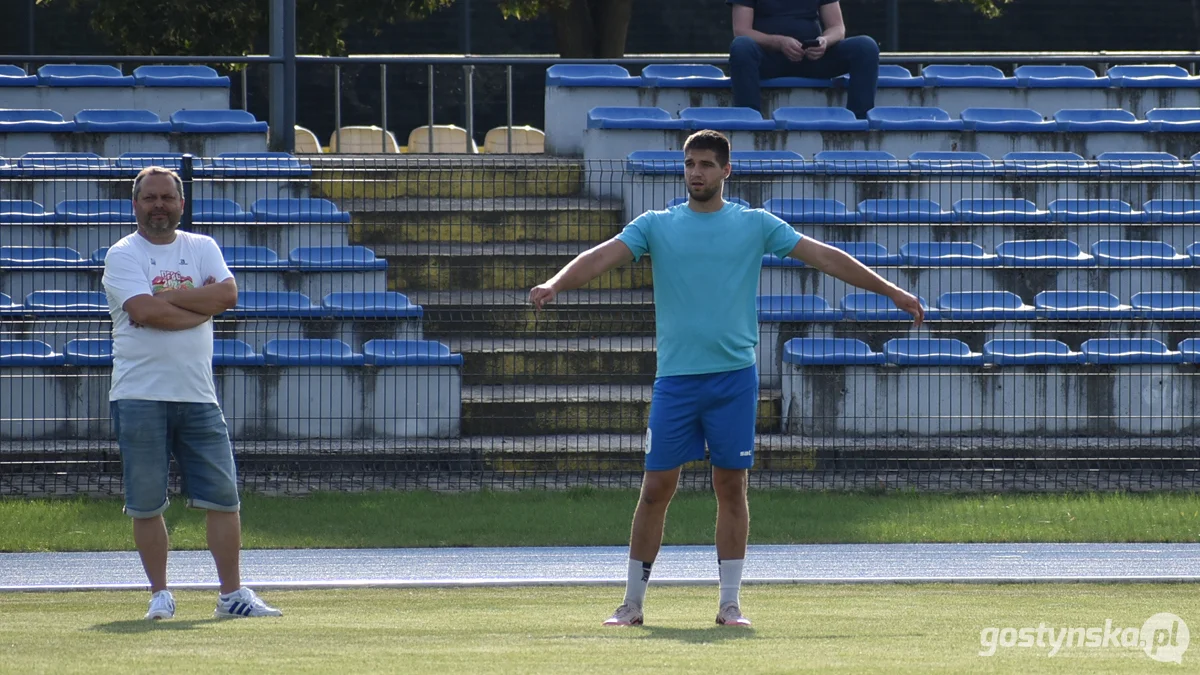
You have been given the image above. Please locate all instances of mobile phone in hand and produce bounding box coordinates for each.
[801,39,821,48]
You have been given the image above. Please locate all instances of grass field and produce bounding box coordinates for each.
[3,490,1200,552]
[0,585,1191,674]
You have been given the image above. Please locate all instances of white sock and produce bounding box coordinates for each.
[623,559,652,608]
[219,589,240,600]
[719,558,745,607]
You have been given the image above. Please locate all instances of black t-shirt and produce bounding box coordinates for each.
[727,0,838,41]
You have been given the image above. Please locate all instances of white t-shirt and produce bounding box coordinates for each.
[102,230,234,403]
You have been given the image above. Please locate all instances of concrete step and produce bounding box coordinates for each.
[375,243,652,292]
[407,289,656,338]
[446,336,657,385]
[460,384,781,435]
[310,158,585,200]
[348,197,624,245]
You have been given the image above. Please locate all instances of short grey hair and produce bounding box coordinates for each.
[132,166,183,201]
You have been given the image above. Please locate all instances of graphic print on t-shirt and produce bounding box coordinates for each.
[151,269,195,294]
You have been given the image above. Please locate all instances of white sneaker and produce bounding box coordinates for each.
[144,590,175,621]
[214,587,282,618]
[716,602,751,627]
[603,603,644,626]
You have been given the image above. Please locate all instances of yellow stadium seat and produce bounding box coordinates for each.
[406,124,479,154]
[294,125,323,154]
[330,125,400,154]
[483,125,545,154]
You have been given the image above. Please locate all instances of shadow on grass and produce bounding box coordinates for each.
[89,619,215,634]
[639,625,758,643]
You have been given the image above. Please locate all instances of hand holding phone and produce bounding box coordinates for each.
[800,39,821,49]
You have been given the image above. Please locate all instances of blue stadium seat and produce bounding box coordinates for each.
[0,65,37,87]
[1146,108,1200,132]
[251,198,351,223]
[114,152,186,173]
[1001,151,1094,174]
[0,339,64,366]
[996,239,1095,267]
[1049,198,1145,223]
[0,109,75,132]
[1131,292,1200,319]
[289,246,386,270]
[0,293,21,315]
[811,150,901,174]
[56,199,135,223]
[760,254,805,268]
[205,152,312,177]
[883,338,983,366]
[1054,109,1151,132]
[545,64,641,87]
[322,292,424,319]
[170,109,269,133]
[762,75,836,88]
[783,337,884,365]
[960,108,1056,132]
[191,198,254,223]
[1091,240,1191,267]
[756,295,842,321]
[1081,338,1182,365]
[907,151,999,175]
[1096,151,1194,175]
[983,339,1084,366]
[62,339,114,366]
[17,152,116,176]
[625,150,684,174]
[1014,65,1110,88]
[0,246,86,267]
[133,65,231,87]
[0,200,54,223]
[74,109,171,133]
[772,107,868,131]
[858,199,954,223]
[262,338,365,366]
[1179,339,1200,364]
[866,106,964,131]
[221,245,287,269]
[90,247,109,264]
[726,151,806,173]
[586,107,688,129]
[37,65,134,87]
[363,339,463,366]
[24,291,109,316]
[937,291,1036,320]
[1108,65,1200,88]
[953,198,1051,223]
[875,64,925,87]
[1145,199,1200,223]
[841,292,935,321]
[228,291,322,317]
[678,107,776,131]
[900,242,998,266]
[922,65,1017,87]
[1034,291,1134,319]
[824,242,903,265]
[213,339,264,366]
[763,198,857,224]
[640,64,729,87]
[667,196,750,208]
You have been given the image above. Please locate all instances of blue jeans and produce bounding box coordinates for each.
[111,400,240,518]
[729,35,880,119]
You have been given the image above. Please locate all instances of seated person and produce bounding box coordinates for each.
[727,0,880,119]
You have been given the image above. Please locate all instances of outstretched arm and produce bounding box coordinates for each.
[529,238,635,310]
[787,238,924,325]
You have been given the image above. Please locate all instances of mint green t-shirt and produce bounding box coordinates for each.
[616,201,803,377]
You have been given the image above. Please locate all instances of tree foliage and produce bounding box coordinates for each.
[939,0,1012,19]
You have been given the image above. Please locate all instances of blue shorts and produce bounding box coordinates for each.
[645,364,758,472]
[111,400,241,518]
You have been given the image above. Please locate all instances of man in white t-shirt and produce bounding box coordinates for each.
[102,166,281,621]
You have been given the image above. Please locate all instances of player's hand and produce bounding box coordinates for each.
[805,36,827,60]
[888,287,924,327]
[529,283,558,311]
[779,37,805,62]
[203,276,216,286]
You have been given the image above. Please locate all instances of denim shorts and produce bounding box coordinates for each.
[111,400,240,518]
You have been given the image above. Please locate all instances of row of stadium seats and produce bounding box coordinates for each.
[0,152,310,177]
[0,245,384,270]
[589,105,1200,132]
[549,64,1200,90]
[0,338,460,367]
[0,65,229,88]
[763,198,1200,223]
[0,109,265,134]
[763,239,1200,267]
[295,124,547,155]
[758,290,1200,322]
[0,290,421,318]
[0,198,349,223]
[784,336,1200,366]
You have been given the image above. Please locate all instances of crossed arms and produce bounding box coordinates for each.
[123,277,238,331]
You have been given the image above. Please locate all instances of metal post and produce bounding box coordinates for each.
[181,154,194,228]
[427,65,435,152]
[26,0,34,56]
[380,64,388,152]
[887,0,899,52]
[241,69,249,111]
[506,65,513,153]
[463,0,472,55]
[465,64,474,153]
[334,65,342,153]
[269,0,297,152]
